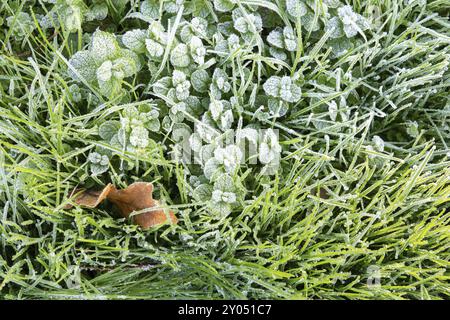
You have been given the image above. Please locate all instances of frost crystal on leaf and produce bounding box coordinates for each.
[209,100,224,121]
[209,173,237,216]
[259,129,281,164]
[337,5,370,38]
[191,70,210,93]
[129,126,149,148]
[263,76,302,103]
[286,0,308,18]
[67,29,140,97]
[140,0,160,19]
[68,51,98,83]
[267,29,284,49]
[172,70,191,101]
[146,38,164,58]
[122,29,147,53]
[372,135,385,152]
[164,0,184,13]
[85,3,108,22]
[210,69,231,99]
[170,43,190,67]
[88,152,102,164]
[213,0,236,12]
[325,16,344,39]
[232,9,262,43]
[189,36,206,65]
[91,29,120,63]
[214,145,242,173]
[211,190,236,204]
[88,151,109,175]
[7,12,35,39]
[267,27,297,53]
[406,121,419,138]
[96,60,113,82]
[189,133,203,152]
[328,101,338,121]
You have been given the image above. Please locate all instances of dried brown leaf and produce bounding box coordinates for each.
[64,182,177,229]
[64,183,114,209]
[107,182,178,229]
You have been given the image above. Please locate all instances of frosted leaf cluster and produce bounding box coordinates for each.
[88,152,109,175]
[6,12,35,40]
[326,5,370,39]
[60,1,374,218]
[68,30,140,97]
[267,26,298,61]
[231,9,263,43]
[259,129,281,165]
[210,69,232,100]
[153,70,192,107]
[262,76,302,116]
[37,0,120,33]
[180,17,209,42]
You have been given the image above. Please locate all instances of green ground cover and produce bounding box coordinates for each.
[0,0,449,299]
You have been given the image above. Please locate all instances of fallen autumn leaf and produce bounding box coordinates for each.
[64,182,177,229]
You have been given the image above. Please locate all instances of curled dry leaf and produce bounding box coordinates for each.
[65,184,114,208]
[64,182,177,229]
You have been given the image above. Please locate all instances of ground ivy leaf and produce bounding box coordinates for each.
[286,0,308,18]
[301,12,320,32]
[267,28,284,49]
[326,16,344,39]
[145,38,164,58]
[190,69,210,93]
[122,29,147,53]
[263,76,281,97]
[269,47,287,61]
[328,37,353,57]
[213,0,235,12]
[96,60,113,82]
[99,121,120,141]
[90,163,109,176]
[268,98,288,117]
[91,29,121,63]
[140,0,160,19]
[193,184,213,202]
[212,201,232,217]
[213,173,234,192]
[204,158,220,180]
[67,50,98,83]
[170,43,190,67]
[153,76,172,95]
[85,3,108,22]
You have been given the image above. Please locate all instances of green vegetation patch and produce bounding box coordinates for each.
[0,0,449,299]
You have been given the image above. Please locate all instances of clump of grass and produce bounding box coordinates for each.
[0,0,449,300]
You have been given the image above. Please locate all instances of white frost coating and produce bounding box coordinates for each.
[259,129,281,164]
[328,101,338,121]
[338,5,370,38]
[212,190,236,204]
[170,43,190,67]
[209,100,224,121]
[189,36,206,65]
[263,76,302,103]
[88,152,102,164]
[286,0,308,18]
[96,60,113,82]
[214,145,243,173]
[372,135,385,152]
[122,29,147,53]
[129,126,149,148]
